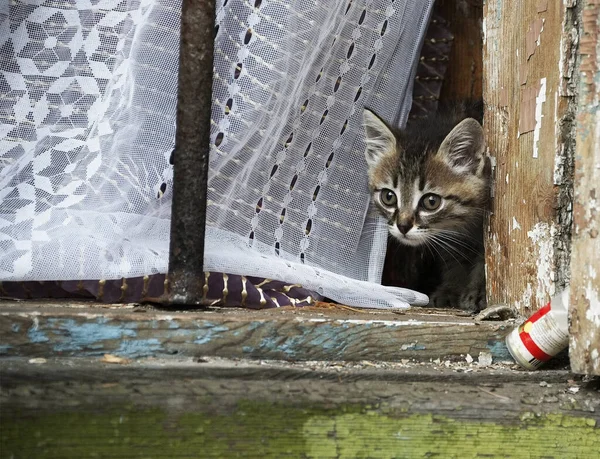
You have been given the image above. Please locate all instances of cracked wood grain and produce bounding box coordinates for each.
[569,0,600,376]
[0,302,513,363]
[483,0,578,316]
[1,360,599,458]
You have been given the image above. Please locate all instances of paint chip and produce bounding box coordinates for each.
[512,217,522,231]
[465,353,474,364]
[28,358,47,364]
[101,354,132,365]
[533,78,547,158]
[518,85,540,135]
[478,352,493,367]
[526,19,545,61]
[537,0,548,13]
[520,62,529,86]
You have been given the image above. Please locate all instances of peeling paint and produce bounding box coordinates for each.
[329,319,476,327]
[584,279,600,327]
[4,405,600,458]
[194,323,230,345]
[48,318,137,352]
[3,311,512,363]
[554,145,566,185]
[526,18,545,60]
[533,77,547,158]
[484,0,580,323]
[27,317,49,343]
[512,217,522,232]
[528,222,556,306]
[400,342,426,351]
[515,283,534,314]
[116,339,162,358]
[486,340,513,362]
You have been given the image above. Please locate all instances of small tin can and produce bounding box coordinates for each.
[505,289,569,370]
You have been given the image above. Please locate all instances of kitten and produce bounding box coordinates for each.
[363,103,491,312]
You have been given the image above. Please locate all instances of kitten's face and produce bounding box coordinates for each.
[363,110,490,248]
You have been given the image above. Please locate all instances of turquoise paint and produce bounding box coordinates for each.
[27,327,49,343]
[305,324,349,351]
[11,323,20,333]
[193,323,230,345]
[47,318,136,352]
[259,336,291,356]
[487,340,513,362]
[256,323,351,358]
[13,314,510,363]
[116,339,162,358]
[170,328,196,337]
[247,321,264,331]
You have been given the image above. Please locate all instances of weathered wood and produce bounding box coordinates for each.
[483,1,578,316]
[438,0,483,101]
[0,302,514,363]
[1,359,598,458]
[570,0,600,376]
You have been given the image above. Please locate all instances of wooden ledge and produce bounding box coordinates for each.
[0,301,516,363]
[1,357,598,458]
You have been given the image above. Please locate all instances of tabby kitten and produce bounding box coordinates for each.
[363,104,491,312]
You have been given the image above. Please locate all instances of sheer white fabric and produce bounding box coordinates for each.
[0,0,432,309]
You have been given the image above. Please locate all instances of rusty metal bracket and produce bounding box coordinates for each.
[167,0,216,305]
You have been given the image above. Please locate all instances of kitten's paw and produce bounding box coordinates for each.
[428,291,457,308]
[459,287,486,313]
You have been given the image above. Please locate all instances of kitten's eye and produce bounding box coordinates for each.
[380,189,397,206]
[420,193,442,211]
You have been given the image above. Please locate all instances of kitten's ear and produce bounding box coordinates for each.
[439,118,485,173]
[363,109,396,167]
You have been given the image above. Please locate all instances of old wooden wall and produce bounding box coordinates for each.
[569,0,600,376]
[483,0,579,316]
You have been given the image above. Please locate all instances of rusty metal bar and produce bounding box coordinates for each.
[167,0,216,305]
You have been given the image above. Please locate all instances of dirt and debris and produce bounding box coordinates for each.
[478,351,494,367]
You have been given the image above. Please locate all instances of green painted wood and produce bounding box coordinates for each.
[2,360,599,458]
[0,302,514,362]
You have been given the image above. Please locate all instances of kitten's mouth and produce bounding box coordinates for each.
[389,225,427,247]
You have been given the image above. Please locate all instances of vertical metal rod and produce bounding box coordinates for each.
[168,0,216,305]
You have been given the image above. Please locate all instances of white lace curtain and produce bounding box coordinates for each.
[0,0,432,309]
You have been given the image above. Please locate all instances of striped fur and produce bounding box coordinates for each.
[363,103,491,311]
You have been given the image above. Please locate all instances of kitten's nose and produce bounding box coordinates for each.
[396,214,413,235]
[397,223,412,235]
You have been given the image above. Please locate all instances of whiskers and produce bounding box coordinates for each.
[426,228,482,264]
[362,220,483,269]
